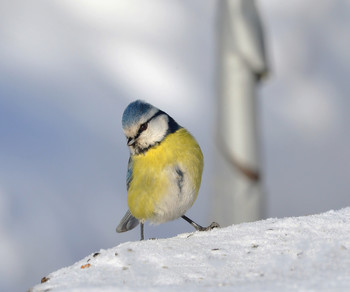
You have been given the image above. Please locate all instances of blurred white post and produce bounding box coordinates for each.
[212,0,269,226]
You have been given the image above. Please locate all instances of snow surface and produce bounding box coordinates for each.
[30,208,350,292]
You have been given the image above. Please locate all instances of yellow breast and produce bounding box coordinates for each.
[127,128,203,221]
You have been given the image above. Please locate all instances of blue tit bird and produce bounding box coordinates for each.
[116,100,219,240]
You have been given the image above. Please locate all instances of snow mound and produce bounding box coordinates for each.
[30,208,350,292]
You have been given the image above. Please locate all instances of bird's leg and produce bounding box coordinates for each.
[140,221,144,241]
[181,215,220,231]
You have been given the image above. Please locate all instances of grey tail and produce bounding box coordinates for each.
[116,210,139,233]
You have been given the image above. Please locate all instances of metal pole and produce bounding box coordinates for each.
[212,0,269,226]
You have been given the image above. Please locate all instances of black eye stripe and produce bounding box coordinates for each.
[145,110,164,124]
[132,110,164,141]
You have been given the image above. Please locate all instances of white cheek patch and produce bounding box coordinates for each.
[138,114,169,148]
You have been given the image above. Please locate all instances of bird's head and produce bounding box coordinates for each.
[122,100,180,155]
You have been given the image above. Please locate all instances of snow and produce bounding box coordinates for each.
[30,208,350,292]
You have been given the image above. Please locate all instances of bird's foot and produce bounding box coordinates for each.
[198,221,220,231]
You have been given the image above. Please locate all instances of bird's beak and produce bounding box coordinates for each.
[127,137,136,146]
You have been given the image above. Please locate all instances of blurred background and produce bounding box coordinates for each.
[1,0,350,291]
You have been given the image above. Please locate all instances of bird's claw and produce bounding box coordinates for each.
[199,222,220,231]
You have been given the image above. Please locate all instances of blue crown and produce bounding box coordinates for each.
[122,100,155,128]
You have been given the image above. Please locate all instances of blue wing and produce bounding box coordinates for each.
[116,156,139,233]
[126,156,133,191]
[116,210,139,233]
